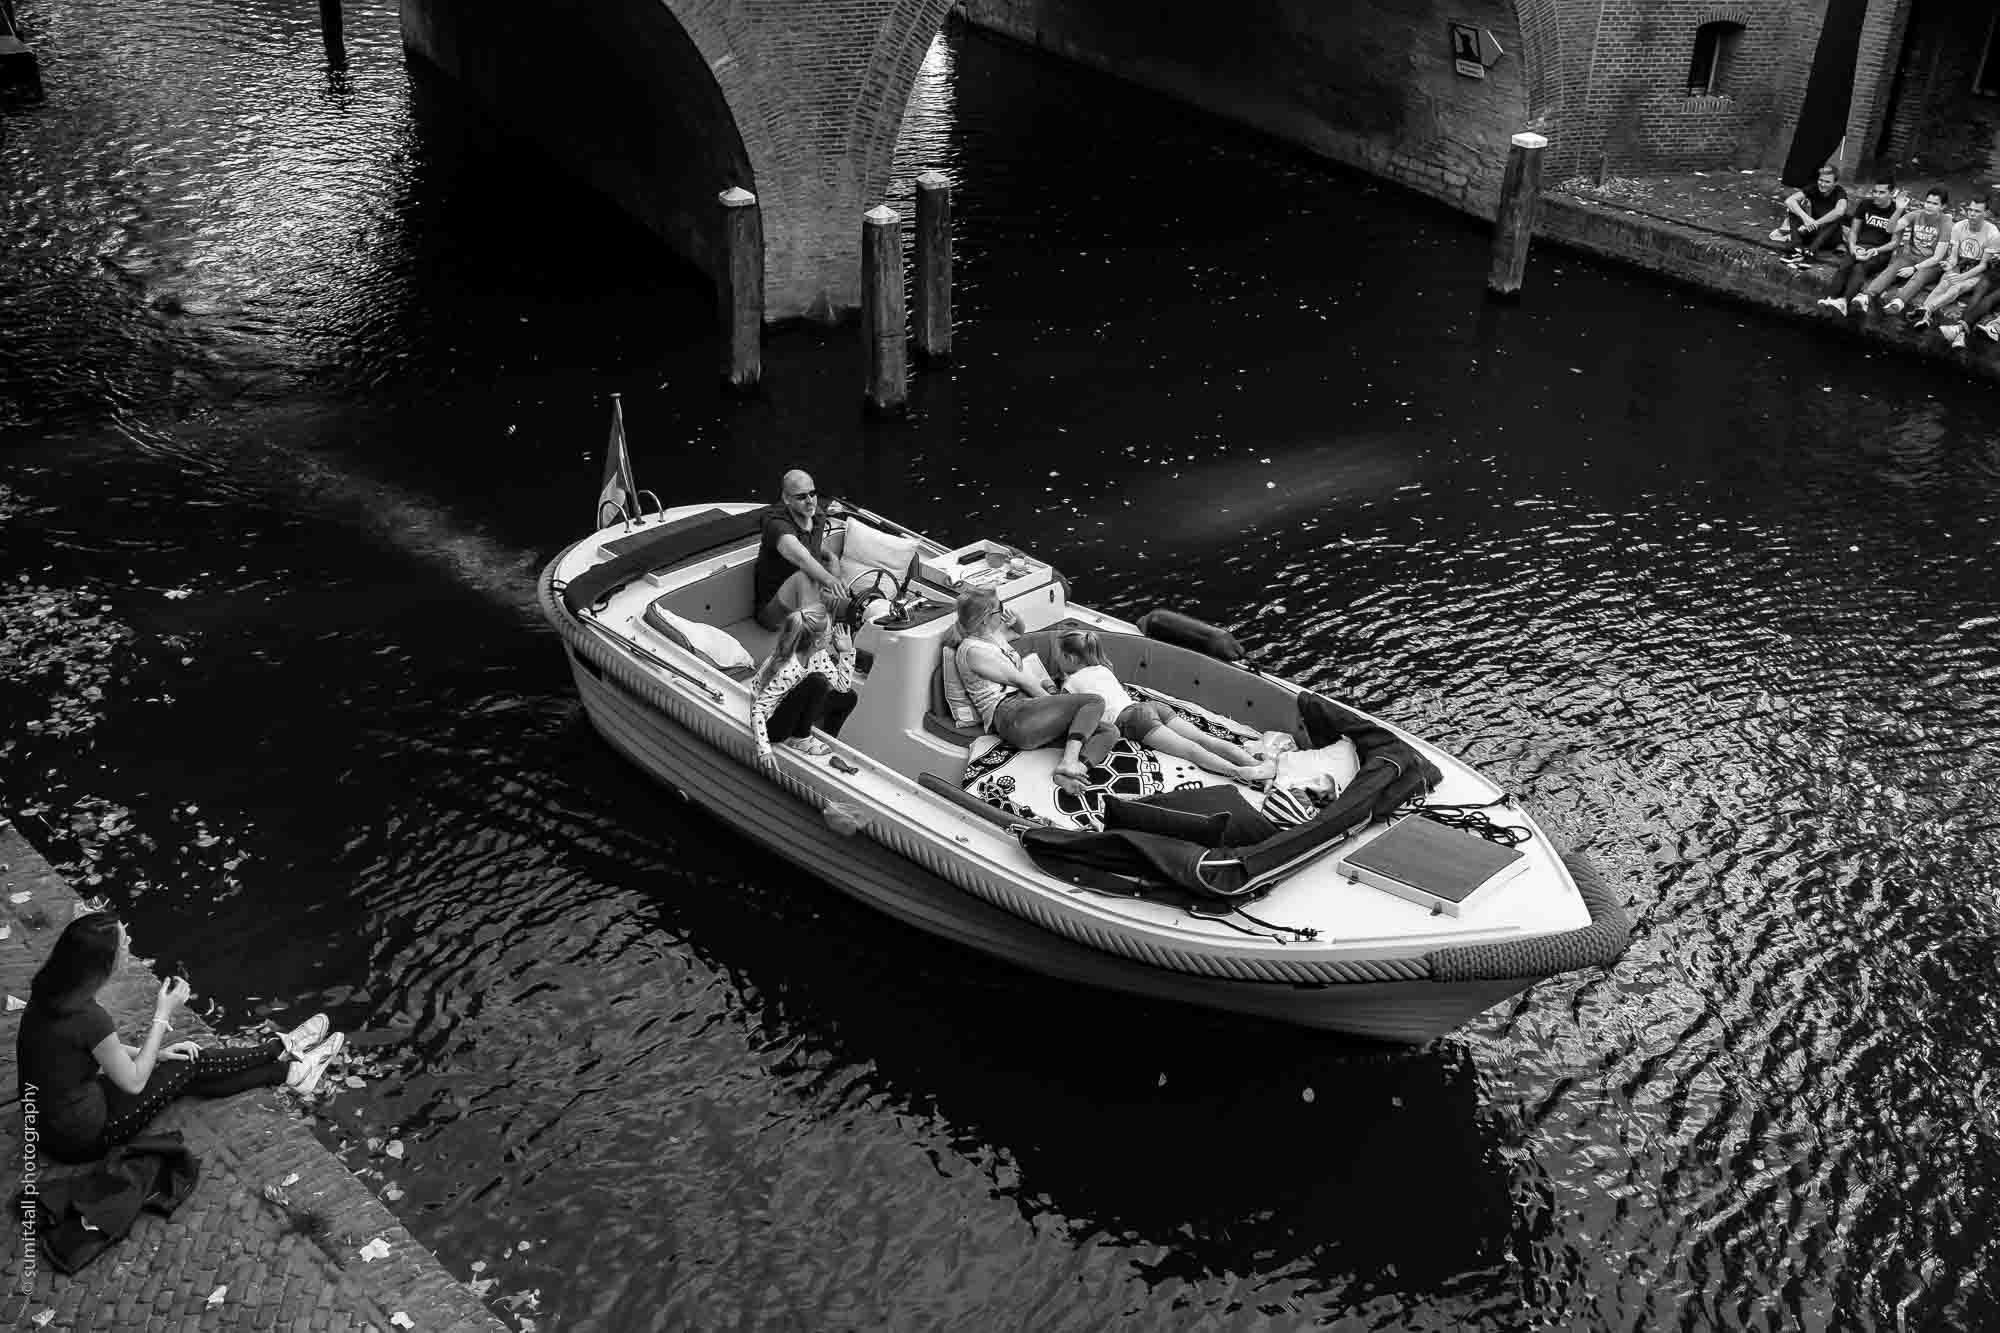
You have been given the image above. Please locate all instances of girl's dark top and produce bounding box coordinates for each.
[17,998,115,1152]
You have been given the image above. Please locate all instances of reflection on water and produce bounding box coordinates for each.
[6,1,2000,1328]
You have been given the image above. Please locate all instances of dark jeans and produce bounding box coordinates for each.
[1787,217,1843,257]
[992,692,1117,765]
[64,1039,290,1162]
[768,672,856,742]
[1961,277,2000,328]
[1832,250,1895,299]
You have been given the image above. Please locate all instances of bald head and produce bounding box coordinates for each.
[780,469,819,525]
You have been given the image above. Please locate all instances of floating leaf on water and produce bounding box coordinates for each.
[390,1313,415,1329]
[9,891,30,904]
[383,1184,404,1203]
[32,1310,54,1328]
[1302,1086,1316,1103]
[280,1171,299,1187]
[385,1139,405,1160]
[207,1286,227,1307]
[359,1237,392,1262]
[346,1075,366,1089]
[5,995,26,1012]
[471,1260,487,1274]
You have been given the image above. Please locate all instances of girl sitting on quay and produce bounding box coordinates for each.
[1054,629,1275,784]
[16,911,346,1163]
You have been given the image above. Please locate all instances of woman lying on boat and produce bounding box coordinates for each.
[953,589,1119,795]
[751,600,859,764]
[16,911,346,1163]
[1053,630,1274,784]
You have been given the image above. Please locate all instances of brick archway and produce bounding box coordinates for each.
[402,0,960,320]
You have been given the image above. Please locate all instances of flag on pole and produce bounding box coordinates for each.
[597,394,635,527]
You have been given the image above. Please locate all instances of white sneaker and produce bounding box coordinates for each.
[1768,226,1790,242]
[281,1012,329,1058]
[1817,297,1848,313]
[285,1032,345,1094]
[1981,317,2000,341]
[1885,298,1905,314]
[1851,294,1871,315]
[1947,328,1968,349]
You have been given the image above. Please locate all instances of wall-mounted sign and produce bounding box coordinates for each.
[1449,22,1484,79]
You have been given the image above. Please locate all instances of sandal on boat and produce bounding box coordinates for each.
[784,736,833,757]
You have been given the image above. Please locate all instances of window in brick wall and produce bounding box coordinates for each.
[1974,11,2000,95]
[1687,21,1745,96]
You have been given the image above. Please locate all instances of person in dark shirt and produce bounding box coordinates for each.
[1773,165,1849,266]
[1818,179,1906,314]
[16,912,342,1162]
[752,469,846,631]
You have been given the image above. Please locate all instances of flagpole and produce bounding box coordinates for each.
[598,393,638,530]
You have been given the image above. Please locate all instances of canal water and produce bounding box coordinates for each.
[6,1,2000,1327]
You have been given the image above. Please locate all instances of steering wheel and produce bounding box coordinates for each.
[844,566,905,605]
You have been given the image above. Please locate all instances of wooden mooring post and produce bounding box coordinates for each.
[1486,131,1547,300]
[718,187,763,391]
[861,204,907,415]
[913,172,952,364]
[319,0,345,63]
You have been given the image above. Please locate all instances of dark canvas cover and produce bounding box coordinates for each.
[1018,693,1441,904]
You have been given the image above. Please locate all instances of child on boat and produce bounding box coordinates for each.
[751,600,857,765]
[1053,630,1275,784]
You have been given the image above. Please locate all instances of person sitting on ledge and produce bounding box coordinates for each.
[1817,178,1904,315]
[1915,196,2000,346]
[16,911,345,1163]
[753,469,847,631]
[1871,186,1953,316]
[1772,165,1848,267]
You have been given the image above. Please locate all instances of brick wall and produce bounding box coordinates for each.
[1880,0,2000,177]
[1552,0,1825,176]
[400,0,958,320]
[957,0,1537,215]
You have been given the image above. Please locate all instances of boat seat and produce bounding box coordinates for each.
[642,598,757,681]
[921,628,1068,745]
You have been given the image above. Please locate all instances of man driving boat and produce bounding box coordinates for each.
[754,469,846,630]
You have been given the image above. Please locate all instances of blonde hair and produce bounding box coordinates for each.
[1055,629,1108,669]
[754,604,830,693]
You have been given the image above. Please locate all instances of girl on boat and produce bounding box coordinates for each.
[752,600,858,765]
[1054,630,1275,784]
[952,590,1121,794]
[15,911,346,1163]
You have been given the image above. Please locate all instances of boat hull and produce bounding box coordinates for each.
[569,653,1534,1042]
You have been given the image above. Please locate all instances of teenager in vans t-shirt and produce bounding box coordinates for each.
[1819,180,1905,313]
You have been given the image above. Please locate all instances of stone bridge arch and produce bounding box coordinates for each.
[401,0,960,321]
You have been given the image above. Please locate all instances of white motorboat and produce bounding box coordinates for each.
[538,499,1628,1041]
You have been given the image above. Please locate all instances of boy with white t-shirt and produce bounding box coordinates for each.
[1915,197,2000,345]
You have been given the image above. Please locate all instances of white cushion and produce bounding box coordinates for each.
[638,607,754,671]
[836,518,921,587]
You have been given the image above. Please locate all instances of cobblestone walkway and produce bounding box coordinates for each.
[0,820,504,1333]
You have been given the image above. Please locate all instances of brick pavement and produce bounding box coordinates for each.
[0,820,505,1333]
